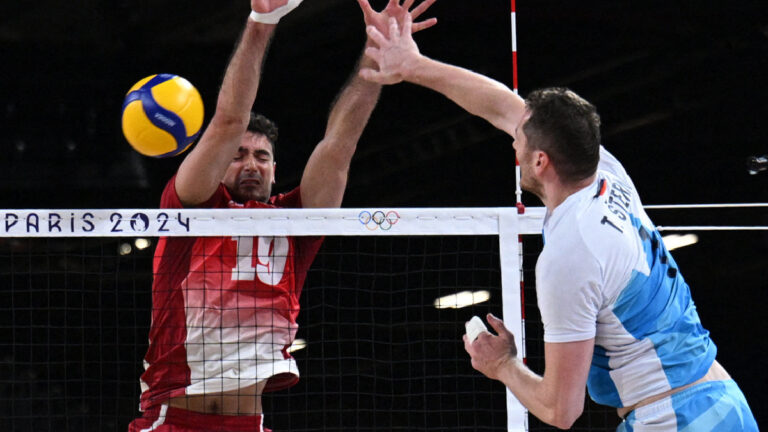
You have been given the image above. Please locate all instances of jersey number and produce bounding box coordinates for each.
[231,236,289,285]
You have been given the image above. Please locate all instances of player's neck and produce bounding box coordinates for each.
[542,174,596,211]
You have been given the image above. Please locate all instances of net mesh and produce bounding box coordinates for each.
[2,234,510,431]
[0,211,619,431]
[276,236,507,431]
[1,238,150,430]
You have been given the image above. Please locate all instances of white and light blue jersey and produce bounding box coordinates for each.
[536,146,716,408]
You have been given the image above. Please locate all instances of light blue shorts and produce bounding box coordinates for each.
[617,380,757,431]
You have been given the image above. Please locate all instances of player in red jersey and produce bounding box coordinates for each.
[128,1,438,431]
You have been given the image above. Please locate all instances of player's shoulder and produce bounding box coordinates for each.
[538,204,603,290]
[568,180,634,256]
[541,194,598,267]
[571,178,642,269]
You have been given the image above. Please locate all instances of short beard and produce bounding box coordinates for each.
[520,176,544,202]
[231,186,271,204]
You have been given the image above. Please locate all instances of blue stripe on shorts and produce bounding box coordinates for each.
[616,380,757,432]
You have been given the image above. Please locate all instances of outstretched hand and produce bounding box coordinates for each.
[359,16,421,85]
[357,0,438,38]
[462,313,518,381]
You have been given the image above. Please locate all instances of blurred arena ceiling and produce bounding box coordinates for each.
[0,0,766,208]
[0,1,346,44]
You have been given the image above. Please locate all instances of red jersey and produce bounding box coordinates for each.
[138,176,323,411]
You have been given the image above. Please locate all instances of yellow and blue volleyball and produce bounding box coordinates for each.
[121,74,204,158]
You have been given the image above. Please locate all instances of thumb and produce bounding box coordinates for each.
[359,68,375,80]
[359,68,384,84]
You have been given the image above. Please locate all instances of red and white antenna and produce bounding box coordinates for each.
[511,0,525,215]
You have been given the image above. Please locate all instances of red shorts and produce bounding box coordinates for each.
[128,404,266,432]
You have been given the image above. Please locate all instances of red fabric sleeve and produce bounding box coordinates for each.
[268,187,302,209]
[160,175,231,210]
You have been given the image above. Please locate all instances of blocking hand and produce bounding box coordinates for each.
[357,0,438,38]
[359,16,421,85]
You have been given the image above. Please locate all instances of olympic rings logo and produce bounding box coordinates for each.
[359,210,400,231]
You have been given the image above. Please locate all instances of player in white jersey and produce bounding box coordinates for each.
[359,14,758,431]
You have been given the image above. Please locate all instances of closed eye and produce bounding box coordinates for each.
[254,150,272,161]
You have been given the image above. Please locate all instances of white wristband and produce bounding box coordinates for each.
[249,0,303,24]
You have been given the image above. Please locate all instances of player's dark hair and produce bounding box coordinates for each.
[248,112,278,159]
[523,88,601,183]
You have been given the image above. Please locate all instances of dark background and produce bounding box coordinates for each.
[1,0,766,429]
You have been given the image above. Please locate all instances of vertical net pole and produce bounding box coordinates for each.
[500,210,526,431]
[510,2,529,431]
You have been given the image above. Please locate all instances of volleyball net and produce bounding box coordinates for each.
[0,207,543,431]
[6,206,764,431]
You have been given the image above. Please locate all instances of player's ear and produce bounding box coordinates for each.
[272,162,277,184]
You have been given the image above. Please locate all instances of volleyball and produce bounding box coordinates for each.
[121,74,204,158]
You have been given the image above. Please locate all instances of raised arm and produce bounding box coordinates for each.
[298,56,381,209]
[464,314,593,429]
[299,0,438,209]
[360,16,526,139]
[175,0,294,206]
